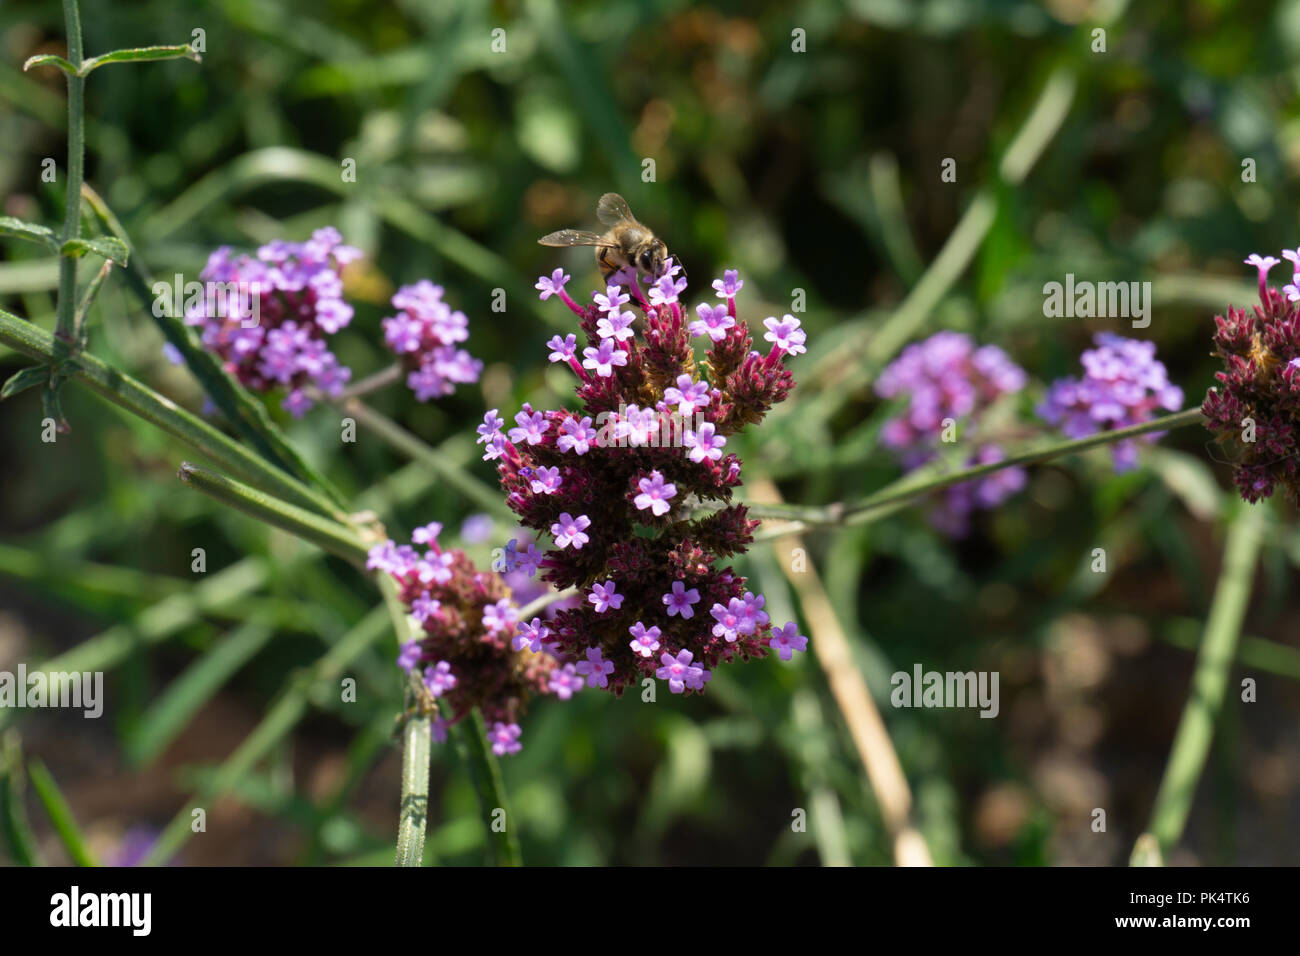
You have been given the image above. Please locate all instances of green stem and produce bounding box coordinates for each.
[395,714,432,866]
[28,758,98,866]
[739,408,1204,533]
[0,307,343,521]
[342,398,513,520]
[177,462,368,564]
[454,710,521,866]
[517,586,577,621]
[54,0,85,344]
[1139,503,1265,858]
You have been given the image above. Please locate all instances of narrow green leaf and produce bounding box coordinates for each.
[22,53,77,75]
[1,366,48,400]
[60,236,128,266]
[27,759,99,866]
[453,710,521,866]
[0,216,60,253]
[78,44,201,75]
[125,619,276,767]
[0,734,44,866]
[396,714,432,866]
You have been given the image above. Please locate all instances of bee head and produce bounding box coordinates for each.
[639,240,668,278]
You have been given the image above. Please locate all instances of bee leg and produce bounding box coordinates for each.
[597,247,618,285]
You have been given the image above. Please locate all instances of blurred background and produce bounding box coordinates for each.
[1,0,1298,865]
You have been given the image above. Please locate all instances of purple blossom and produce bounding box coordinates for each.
[547,334,578,362]
[649,273,688,306]
[769,622,808,661]
[535,268,570,301]
[663,375,712,417]
[634,470,677,516]
[662,580,700,619]
[583,338,629,378]
[737,592,769,634]
[656,649,706,694]
[477,410,505,446]
[557,416,597,454]
[397,640,422,673]
[513,617,550,653]
[596,310,636,343]
[575,646,615,688]
[489,722,523,756]
[712,269,744,299]
[551,512,591,549]
[628,622,662,658]
[762,314,807,355]
[482,599,519,635]
[593,284,630,315]
[422,660,457,697]
[530,465,563,495]
[588,580,624,613]
[509,407,551,445]
[684,422,726,463]
[690,302,736,341]
[411,521,443,545]
[381,281,481,401]
[412,592,442,623]
[548,664,584,700]
[710,599,745,642]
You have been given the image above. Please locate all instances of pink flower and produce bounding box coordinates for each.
[634,470,677,516]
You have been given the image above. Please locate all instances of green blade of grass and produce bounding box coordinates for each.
[28,758,98,866]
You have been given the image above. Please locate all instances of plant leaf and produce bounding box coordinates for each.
[60,236,129,267]
[22,54,77,75]
[0,216,60,253]
[1,366,48,401]
[79,44,201,75]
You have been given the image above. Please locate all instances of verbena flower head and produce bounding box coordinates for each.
[490,263,808,695]
[368,523,567,754]
[381,280,484,401]
[188,228,359,417]
[1203,252,1300,503]
[876,331,1027,535]
[1039,332,1182,472]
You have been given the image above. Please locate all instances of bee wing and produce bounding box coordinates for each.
[596,192,636,226]
[538,229,613,248]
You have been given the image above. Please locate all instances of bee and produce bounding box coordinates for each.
[538,193,676,285]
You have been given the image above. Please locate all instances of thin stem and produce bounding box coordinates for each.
[517,586,577,621]
[1138,502,1265,858]
[339,363,402,401]
[395,714,432,867]
[177,462,368,564]
[54,0,85,344]
[0,307,343,521]
[751,477,932,867]
[454,710,521,866]
[736,408,1205,537]
[341,397,514,520]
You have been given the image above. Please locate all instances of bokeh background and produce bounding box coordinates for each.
[1,0,1298,865]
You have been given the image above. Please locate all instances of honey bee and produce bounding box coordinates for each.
[538,193,675,285]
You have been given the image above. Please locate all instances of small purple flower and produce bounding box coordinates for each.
[656,649,704,694]
[422,660,457,697]
[461,513,495,544]
[549,664,584,700]
[412,592,442,624]
[548,333,578,362]
[596,310,636,343]
[689,303,736,341]
[397,640,422,673]
[513,617,550,652]
[763,314,807,355]
[684,421,726,463]
[489,721,522,755]
[634,470,677,516]
[662,580,700,619]
[575,646,615,688]
[628,622,662,658]
[482,598,518,635]
[588,580,624,613]
[593,284,630,315]
[411,521,443,545]
[649,272,688,306]
[769,622,808,661]
[583,338,629,378]
[557,416,597,455]
[513,540,543,576]
[530,465,563,495]
[737,592,769,634]
[509,408,550,445]
[712,269,744,299]
[477,410,505,446]
[535,268,570,301]
[710,599,745,642]
[551,512,591,549]
[663,375,712,417]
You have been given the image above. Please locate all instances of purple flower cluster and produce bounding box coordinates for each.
[1202,253,1300,503]
[487,263,808,696]
[1038,333,1183,472]
[187,228,359,416]
[381,280,483,401]
[875,331,1028,535]
[368,521,567,755]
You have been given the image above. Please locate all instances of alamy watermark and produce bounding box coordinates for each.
[890,664,999,718]
[152,274,261,327]
[0,665,103,718]
[1042,274,1151,328]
